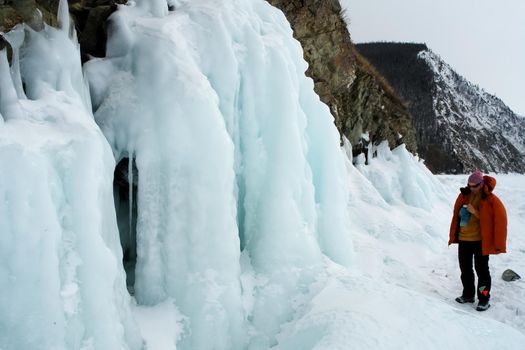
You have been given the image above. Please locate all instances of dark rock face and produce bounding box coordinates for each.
[1,0,57,58]
[266,0,417,154]
[113,157,139,295]
[346,51,417,154]
[356,42,525,173]
[0,0,56,31]
[1,0,125,61]
[69,0,127,61]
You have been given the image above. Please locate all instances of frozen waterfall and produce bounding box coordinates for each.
[85,0,352,348]
[0,8,141,350]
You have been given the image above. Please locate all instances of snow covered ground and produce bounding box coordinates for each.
[270,147,525,349]
[256,164,525,350]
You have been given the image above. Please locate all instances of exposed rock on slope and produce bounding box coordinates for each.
[356,42,525,173]
[0,0,60,32]
[69,0,127,61]
[266,0,417,155]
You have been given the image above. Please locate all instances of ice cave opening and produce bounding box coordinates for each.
[113,156,139,295]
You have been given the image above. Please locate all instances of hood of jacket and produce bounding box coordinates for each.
[459,175,496,198]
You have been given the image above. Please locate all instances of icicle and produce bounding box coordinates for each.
[10,46,26,100]
[342,136,353,163]
[81,74,93,114]
[0,49,24,121]
[128,150,134,242]
[2,26,27,100]
[58,0,70,36]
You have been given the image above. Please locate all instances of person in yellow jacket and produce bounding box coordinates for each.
[448,170,507,311]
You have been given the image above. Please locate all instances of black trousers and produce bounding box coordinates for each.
[458,241,491,302]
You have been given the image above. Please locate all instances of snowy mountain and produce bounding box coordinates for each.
[1,1,525,350]
[356,42,525,174]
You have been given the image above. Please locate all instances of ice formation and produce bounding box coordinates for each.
[0,4,141,350]
[85,0,351,347]
[354,141,446,210]
[2,1,525,349]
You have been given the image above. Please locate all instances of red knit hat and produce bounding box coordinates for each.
[468,170,484,185]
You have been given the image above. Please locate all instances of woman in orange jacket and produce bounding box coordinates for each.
[448,170,507,311]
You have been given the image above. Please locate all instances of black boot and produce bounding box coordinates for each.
[476,299,490,311]
[455,295,475,304]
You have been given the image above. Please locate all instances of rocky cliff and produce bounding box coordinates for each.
[266,0,417,155]
[0,0,58,32]
[356,42,525,173]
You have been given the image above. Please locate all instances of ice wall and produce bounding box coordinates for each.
[0,10,141,350]
[86,0,352,348]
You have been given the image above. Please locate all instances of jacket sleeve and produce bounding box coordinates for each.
[492,195,507,253]
[449,194,463,245]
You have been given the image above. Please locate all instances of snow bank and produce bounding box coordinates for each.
[355,141,446,210]
[276,271,525,350]
[0,5,141,349]
[272,153,525,349]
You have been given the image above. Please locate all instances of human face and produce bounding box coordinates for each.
[468,182,482,193]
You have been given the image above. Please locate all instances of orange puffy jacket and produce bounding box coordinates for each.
[448,175,507,255]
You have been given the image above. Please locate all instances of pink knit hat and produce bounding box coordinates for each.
[468,170,484,185]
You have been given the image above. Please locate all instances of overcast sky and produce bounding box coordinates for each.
[340,0,525,115]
